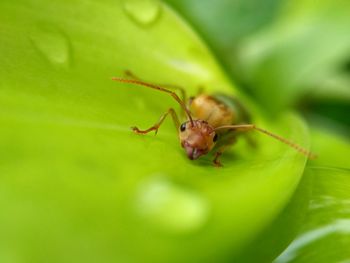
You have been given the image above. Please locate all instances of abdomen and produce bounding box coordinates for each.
[190,94,251,129]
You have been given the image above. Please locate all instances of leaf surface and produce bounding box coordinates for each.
[0,1,310,262]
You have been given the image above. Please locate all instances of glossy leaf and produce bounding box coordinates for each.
[276,166,350,263]
[0,0,312,263]
[276,130,350,263]
[233,129,350,262]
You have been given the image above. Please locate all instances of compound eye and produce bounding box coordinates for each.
[213,133,218,142]
[180,123,186,132]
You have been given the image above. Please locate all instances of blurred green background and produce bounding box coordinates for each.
[0,0,349,262]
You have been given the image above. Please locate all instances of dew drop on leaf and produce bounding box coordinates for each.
[30,24,71,67]
[134,177,210,234]
[122,0,161,26]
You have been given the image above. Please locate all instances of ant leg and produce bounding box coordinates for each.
[213,151,224,167]
[132,108,180,135]
[213,126,257,166]
[213,138,237,167]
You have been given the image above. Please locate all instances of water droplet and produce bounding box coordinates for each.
[123,0,161,26]
[30,24,71,67]
[135,177,210,234]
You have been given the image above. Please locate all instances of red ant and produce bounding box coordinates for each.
[112,71,316,166]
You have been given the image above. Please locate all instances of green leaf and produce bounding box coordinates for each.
[0,0,311,262]
[228,131,350,262]
[309,128,350,169]
[165,0,350,115]
[276,130,350,262]
[276,166,350,263]
[237,0,350,112]
[165,0,281,49]
[232,167,312,263]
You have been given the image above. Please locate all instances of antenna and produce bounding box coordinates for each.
[112,77,194,126]
[214,124,317,159]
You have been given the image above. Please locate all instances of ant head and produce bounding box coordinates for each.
[179,120,218,160]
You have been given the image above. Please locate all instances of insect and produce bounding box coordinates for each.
[112,71,316,166]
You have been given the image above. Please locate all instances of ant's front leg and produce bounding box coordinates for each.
[213,151,224,167]
[212,135,237,167]
[213,145,235,167]
[132,108,180,135]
